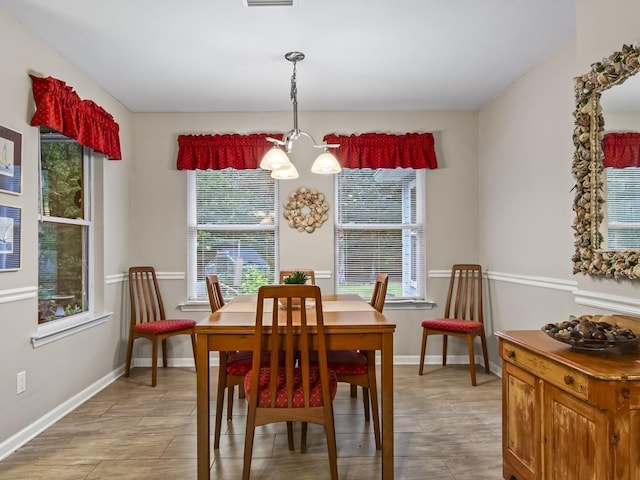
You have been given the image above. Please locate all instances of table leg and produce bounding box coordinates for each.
[196,333,210,480]
[381,332,394,480]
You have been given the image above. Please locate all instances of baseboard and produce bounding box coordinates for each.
[0,366,124,461]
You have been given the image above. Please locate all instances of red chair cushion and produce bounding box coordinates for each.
[244,367,338,408]
[133,319,196,334]
[421,318,484,333]
[226,351,285,376]
[322,350,368,375]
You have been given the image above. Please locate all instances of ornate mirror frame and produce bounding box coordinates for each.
[573,44,640,279]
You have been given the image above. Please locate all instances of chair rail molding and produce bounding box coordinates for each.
[0,286,37,304]
[574,289,640,316]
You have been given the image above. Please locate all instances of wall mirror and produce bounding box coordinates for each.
[572,44,640,278]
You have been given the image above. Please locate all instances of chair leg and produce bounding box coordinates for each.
[151,338,159,387]
[301,422,307,453]
[350,384,357,398]
[290,422,297,452]
[190,334,197,372]
[239,382,246,399]
[481,332,490,373]
[324,416,338,480]
[418,329,428,375]
[466,335,477,386]
[362,386,370,422]
[214,353,227,449]
[367,359,381,450]
[125,336,134,378]
[227,386,235,421]
[442,335,448,366]
[242,406,257,480]
[162,338,168,368]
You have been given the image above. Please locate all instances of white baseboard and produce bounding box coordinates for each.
[0,366,124,461]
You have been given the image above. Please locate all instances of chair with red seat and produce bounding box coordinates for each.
[418,264,489,386]
[125,266,196,387]
[322,272,387,450]
[242,284,338,480]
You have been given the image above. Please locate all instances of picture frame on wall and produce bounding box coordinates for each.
[0,204,21,271]
[0,125,22,195]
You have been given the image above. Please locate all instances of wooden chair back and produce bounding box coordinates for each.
[205,274,225,312]
[370,273,389,313]
[278,269,316,284]
[444,264,483,323]
[129,266,166,325]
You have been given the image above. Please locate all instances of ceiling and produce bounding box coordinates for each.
[0,0,576,113]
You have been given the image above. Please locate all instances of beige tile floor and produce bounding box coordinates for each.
[0,365,503,479]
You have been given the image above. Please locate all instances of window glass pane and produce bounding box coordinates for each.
[38,222,87,323]
[605,167,640,250]
[335,168,425,301]
[190,168,277,300]
[41,140,84,219]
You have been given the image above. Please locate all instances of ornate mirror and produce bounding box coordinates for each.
[572,44,640,278]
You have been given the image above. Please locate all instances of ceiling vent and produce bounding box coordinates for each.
[244,0,294,6]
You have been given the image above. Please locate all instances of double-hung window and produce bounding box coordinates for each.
[38,130,92,323]
[335,168,426,302]
[187,168,277,301]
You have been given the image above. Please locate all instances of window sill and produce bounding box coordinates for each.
[32,311,112,348]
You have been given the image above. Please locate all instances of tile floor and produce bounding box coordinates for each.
[0,365,503,479]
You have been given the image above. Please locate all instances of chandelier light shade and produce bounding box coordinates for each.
[261,51,341,179]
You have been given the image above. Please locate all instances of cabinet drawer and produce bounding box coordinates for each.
[502,343,589,400]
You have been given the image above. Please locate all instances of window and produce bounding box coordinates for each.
[38,130,91,323]
[335,168,425,301]
[188,169,277,301]
[604,167,640,250]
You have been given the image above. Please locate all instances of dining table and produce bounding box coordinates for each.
[195,293,396,479]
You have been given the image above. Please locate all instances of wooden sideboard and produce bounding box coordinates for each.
[497,328,640,480]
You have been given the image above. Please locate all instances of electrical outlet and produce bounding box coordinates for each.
[17,371,26,394]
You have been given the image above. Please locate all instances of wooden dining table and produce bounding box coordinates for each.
[195,293,396,479]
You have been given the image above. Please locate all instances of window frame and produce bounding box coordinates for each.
[334,168,426,303]
[33,130,108,347]
[186,169,279,303]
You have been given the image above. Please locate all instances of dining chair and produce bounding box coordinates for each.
[418,264,489,386]
[242,284,338,480]
[125,266,196,387]
[320,272,387,450]
[279,269,316,284]
[206,275,245,448]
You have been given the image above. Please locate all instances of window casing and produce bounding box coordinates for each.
[604,167,640,250]
[188,169,278,301]
[335,168,426,301]
[38,131,92,324]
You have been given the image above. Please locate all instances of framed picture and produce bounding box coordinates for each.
[0,204,21,271]
[0,125,22,195]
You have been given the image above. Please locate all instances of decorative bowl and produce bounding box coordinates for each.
[542,316,638,351]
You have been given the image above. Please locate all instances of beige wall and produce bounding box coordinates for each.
[130,110,480,360]
[0,11,133,452]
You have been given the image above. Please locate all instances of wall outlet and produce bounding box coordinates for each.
[16,371,26,394]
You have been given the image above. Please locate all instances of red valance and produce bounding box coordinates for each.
[29,75,122,160]
[322,132,437,169]
[177,133,282,170]
[602,132,640,169]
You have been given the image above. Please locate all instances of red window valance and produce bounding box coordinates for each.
[177,133,282,170]
[322,132,437,169]
[29,75,122,160]
[602,132,640,169]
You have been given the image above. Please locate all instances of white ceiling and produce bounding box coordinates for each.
[0,0,576,113]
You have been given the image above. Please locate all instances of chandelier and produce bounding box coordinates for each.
[260,51,341,180]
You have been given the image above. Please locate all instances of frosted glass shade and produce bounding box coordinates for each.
[271,163,299,179]
[260,146,292,171]
[311,151,341,174]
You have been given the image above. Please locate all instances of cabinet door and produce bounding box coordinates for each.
[503,362,541,480]
[544,383,609,480]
